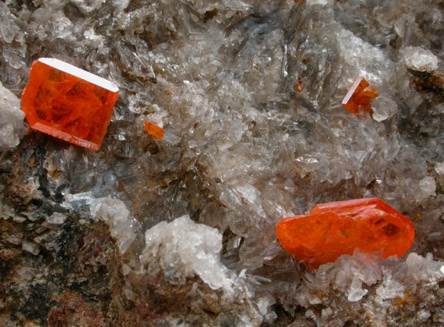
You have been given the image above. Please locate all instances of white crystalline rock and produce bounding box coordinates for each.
[337,28,392,84]
[0,2,20,43]
[297,251,444,311]
[300,251,384,304]
[47,212,66,225]
[256,295,277,323]
[112,0,130,12]
[90,197,140,254]
[375,274,405,304]
[371,95,398,122]
[0,82,27,152]
[70,0,106,13]
[22,240,40,256]
[347,275,368,302]
[306,0,332,6]
[435,162,444,175]
[417,309,431,321]
[403,46,438,72]
[235,184,259,204]
[321,307,333,319]
[404,253,444,283]
[415,176,436,202]
[140,215,233,292]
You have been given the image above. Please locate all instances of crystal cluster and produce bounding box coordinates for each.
[140,215,233,292]
[21,58,119,151]
[276,198,415,269]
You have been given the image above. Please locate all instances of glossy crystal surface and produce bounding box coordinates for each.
[21,58,119,151]
[342,77,378,117]
[276,198,415,269]
[144,121,164,139]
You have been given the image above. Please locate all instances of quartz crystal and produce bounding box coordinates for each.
[341,77,378,117]
[140,215,232,292]
[21,58,119,150]
[276,198,415,269]
[403,46,438,72]
[0,81,27,151]
[90,197,140,254]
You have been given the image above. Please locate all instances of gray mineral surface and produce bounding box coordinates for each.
[1,0,444,326]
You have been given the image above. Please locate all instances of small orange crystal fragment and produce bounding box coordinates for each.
[144,121,164,139]
[342,77,378,117]
[276,198,415,270]
[21,58,119,151]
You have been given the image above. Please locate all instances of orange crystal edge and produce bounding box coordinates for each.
[276,198,415,269]
[29,122,102,151]
[144,121,164,139]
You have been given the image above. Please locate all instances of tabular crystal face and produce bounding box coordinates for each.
[21,58,119,151]
[276,198,415,270]
[341,77,378,117]
[144,121,164,139]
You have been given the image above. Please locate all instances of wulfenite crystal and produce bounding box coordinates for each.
[341,77,378,117]
[276,198,415,270]
[144,121,163,139]
[21,58,119,151]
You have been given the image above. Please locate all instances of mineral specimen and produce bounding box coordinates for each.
[276,198,415,269]
[341,77,378,117]
[21,58,119,151]
[144,121,164,139]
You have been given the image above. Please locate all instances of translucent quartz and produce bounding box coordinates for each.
[341,77,378,117]
[144,121,164,139]
[276,198,415,270]
[21,58,119,151]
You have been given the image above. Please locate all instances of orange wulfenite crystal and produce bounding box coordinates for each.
[21,58,119,151]
[144,121,164,139]
[276,198,415,270]
[342,77,378,117]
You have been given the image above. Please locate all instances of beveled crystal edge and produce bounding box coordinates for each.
[38,58,119,93]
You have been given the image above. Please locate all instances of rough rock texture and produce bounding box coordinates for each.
[1,0,444,326]
[0,81,27,151]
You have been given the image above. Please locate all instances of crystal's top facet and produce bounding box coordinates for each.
[276,198,415,270]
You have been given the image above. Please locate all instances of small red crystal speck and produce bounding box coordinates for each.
[21,58,119,151]
[144,121,164,139]
[342,77,378,118]
[276,198,415,270]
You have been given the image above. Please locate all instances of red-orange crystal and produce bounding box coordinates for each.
[342,77,378,117]
[144,121,164,139]
[21,58,119,151]
[276,198,415,270]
